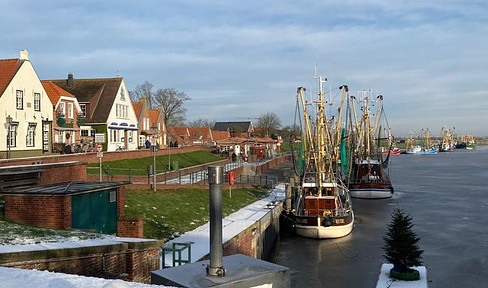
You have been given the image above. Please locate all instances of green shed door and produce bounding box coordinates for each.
[72,189,118,234]
[71,193,92,229]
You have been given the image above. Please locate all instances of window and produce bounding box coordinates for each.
[139,135,145,147]
[16,90,23,109]
[26,124,36,147]
[68,103,73,119]
[34,93,41,111]
[80,104,86,117]
[81,129,89,137]
[7,124,18,147]
[59,103,65,116]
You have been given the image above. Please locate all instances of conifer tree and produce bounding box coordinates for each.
[383,208,423,272]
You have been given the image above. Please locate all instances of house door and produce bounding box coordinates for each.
[42,121,51,153]
[71,189,118,234]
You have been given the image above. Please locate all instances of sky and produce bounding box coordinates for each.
[1,0,487,137]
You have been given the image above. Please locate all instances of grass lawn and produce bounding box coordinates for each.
[125,187,269,241]
[87,150,223,176]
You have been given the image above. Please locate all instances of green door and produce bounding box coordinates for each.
[72,189,117,234]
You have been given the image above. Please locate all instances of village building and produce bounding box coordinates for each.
[41,81,83,153]
[0,50,53,158]
[49,74,138,152]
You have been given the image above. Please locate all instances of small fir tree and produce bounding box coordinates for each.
[383,208,423,272]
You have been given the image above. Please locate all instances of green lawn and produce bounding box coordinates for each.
[87,150,223,176]
[125,187,269,241]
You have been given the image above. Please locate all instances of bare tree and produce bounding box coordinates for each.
[187,118,215,128]
[154,88,191,126]
[257,112,282,137]
[129,81,155,108]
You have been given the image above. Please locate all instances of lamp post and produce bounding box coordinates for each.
[6,115,12,159]
[168,135,171,171]
[151,126,158,191]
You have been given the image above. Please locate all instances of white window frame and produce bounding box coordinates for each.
[16,90,23,110]
[26,124,36,147]
[34,93,41,111]
[80,104,86,117]
[7,123,18,147]
[68,102,73,119]
[59,102,65,116]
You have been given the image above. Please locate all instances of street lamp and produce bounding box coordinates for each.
[6,115,12,159]
[168,135,171,171]
[151,126,158,191]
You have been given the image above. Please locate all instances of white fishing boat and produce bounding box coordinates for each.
[290,77,354,239]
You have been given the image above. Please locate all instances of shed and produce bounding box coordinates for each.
[3,181,129,234]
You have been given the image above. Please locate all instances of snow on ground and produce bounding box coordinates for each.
[163,183,286,264]
[0,237,154,254]
[0,267,173,288]
[376,264,427,288]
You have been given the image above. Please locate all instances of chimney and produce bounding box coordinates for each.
[67,73,74,86]
[19,50,29,61]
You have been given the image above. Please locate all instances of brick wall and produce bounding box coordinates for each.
[40,163,87,185]
[0,145,211,167]
[125,242,161,283]
[5,195,71,229]
[0,240,162,284]
[118,215,144,238]
[223,222,259,258]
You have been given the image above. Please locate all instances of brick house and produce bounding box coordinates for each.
[42,81,83,152]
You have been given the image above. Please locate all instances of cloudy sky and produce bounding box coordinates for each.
[1,0,487,136]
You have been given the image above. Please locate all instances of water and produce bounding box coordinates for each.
[275,147,488,288]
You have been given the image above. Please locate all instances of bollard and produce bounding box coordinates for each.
[206,166,226,277]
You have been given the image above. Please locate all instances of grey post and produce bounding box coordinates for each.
[206,166,226,277]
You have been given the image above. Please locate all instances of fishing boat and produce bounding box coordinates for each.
[405,129,438,154]
[439,127,456,152]
[382,147,401,156]
[347,93,394,199]
[457,134,476,150]
[289,77,354,239]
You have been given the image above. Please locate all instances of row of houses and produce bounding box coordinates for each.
[0,50,282,159]
[0,50,166,157]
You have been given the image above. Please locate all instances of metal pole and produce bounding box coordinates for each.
[153,146,156,191]
[206,166,226,277]
[99,157,102,182]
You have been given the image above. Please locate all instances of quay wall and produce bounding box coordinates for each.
[208,202,283,261]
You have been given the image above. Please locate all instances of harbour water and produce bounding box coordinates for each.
[275,147,488,288]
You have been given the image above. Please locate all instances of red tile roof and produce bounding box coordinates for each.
[0,58,23,97]
[41,81,76,108]
[211,130,231,141]
[149,109,159,126]
[132,101,143,119]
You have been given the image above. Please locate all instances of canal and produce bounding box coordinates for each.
[272,147,488,288]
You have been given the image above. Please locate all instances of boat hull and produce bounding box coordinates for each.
[349,188,393,199]
[294,212,354,239]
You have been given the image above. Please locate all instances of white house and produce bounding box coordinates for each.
[50,74,138,152]
[0,50,53,158]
